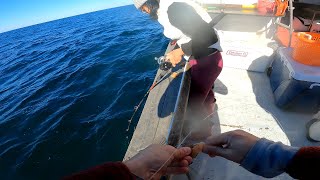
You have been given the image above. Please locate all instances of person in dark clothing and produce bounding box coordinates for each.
[64,130,320,180]
[135,0,223,139]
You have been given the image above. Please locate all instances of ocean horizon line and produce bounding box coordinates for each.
[0,4,133,35]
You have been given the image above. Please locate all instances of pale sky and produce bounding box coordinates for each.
[0,0,133,33]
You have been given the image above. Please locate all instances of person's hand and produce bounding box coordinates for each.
[203,130,259,163]
[124,144,192,180]
[165,48,184,67]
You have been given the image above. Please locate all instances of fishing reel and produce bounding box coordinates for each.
[155,56,173,71]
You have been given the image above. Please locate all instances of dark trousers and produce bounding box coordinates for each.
[189,51,223,116]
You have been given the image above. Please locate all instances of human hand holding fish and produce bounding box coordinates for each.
[124,144,192,179]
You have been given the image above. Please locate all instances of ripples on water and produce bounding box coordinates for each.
[0,5,169,179]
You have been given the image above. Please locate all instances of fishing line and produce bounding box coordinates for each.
[148,111,215,180]
[126,56,185,133]
[126,69,172,133]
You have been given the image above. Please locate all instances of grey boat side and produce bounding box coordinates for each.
[124,42,190,161]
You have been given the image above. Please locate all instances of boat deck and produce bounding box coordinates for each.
[172,12,320,180]
[173,67,320,180]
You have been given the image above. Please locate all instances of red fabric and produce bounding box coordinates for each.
[189,52,223,115]
[286,147,320,180]
[63,162,135,180]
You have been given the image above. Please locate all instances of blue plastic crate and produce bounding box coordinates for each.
[270,48,320,112]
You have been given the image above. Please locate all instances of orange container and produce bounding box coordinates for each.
[276,26,298,47]
[292,32,320,66]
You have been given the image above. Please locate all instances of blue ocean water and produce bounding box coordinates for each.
[0,5,169,180]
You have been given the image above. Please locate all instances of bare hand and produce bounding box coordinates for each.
[165,48,184,67]
[203,130,259,163]
[124,144,192,180]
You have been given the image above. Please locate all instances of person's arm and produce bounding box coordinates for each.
[286,146,320,179]
[240,138,320,179]
[63,145,192,180]
[240,138,298,178]
[202,130,298,178]
[167,2,218,58]
[62,162,135,180]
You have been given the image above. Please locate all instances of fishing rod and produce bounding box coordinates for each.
[126,56,174,132]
